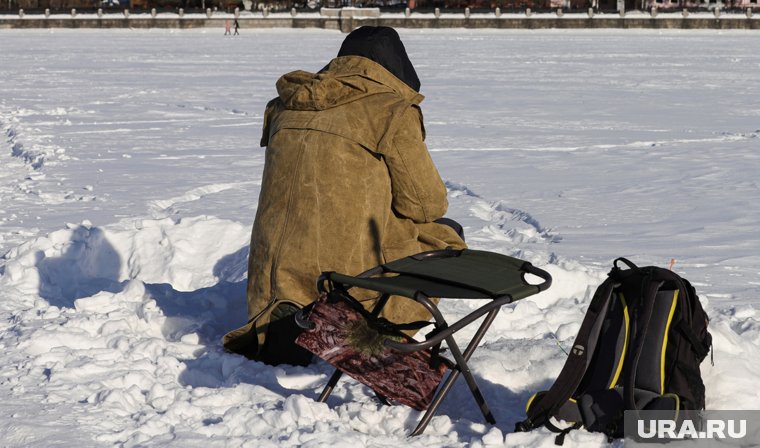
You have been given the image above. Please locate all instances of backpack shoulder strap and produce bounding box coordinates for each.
[622,269,663,410]
[516,273,619,432]
[623,267,689,410]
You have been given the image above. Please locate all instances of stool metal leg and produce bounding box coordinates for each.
[410,307,501,435]
[410,363,462,436]
[445,309,500,424]
[318,369,344,402]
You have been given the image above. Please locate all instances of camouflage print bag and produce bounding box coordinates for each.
[295,291,447,410]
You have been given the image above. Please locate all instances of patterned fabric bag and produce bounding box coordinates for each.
[295,291,447,410]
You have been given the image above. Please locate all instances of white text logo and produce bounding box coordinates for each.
[637,419,747,440]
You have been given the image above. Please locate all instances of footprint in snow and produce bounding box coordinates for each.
[445,181,561,245]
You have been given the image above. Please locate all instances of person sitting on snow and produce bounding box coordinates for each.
[223,26,466,366]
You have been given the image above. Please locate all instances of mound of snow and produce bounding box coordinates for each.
[2,216,249,304]
[0,209,756,447]
[0,211,614,446]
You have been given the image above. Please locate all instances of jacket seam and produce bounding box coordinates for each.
[389,106,431,222]
[268,129,310,302]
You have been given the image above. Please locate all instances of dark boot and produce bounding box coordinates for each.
[258,303,314,367]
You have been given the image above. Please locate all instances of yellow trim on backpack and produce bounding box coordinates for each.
[525,392,540,414]
[663,393,681,422]
[661,290,679,394]
[609,294,630,388]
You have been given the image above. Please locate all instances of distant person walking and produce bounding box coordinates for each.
[224,19,232,35]
[233,19,240,35]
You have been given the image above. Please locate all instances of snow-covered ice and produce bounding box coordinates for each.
[0,28,759,447]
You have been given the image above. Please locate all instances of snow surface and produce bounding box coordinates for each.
[1,28,759,447]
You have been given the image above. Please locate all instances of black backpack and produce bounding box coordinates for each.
[515,258,712,444]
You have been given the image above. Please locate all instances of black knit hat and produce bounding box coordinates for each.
[337,26,421,92]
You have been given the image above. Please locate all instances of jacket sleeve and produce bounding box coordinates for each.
[260,98,282,147]
[382,105,448,223]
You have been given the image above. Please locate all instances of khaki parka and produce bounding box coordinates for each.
[223,56,466,357]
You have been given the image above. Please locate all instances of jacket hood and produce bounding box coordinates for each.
[275,56,424,112]
[337,26,420,93]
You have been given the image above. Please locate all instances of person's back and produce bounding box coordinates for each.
[223,27,465,366]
